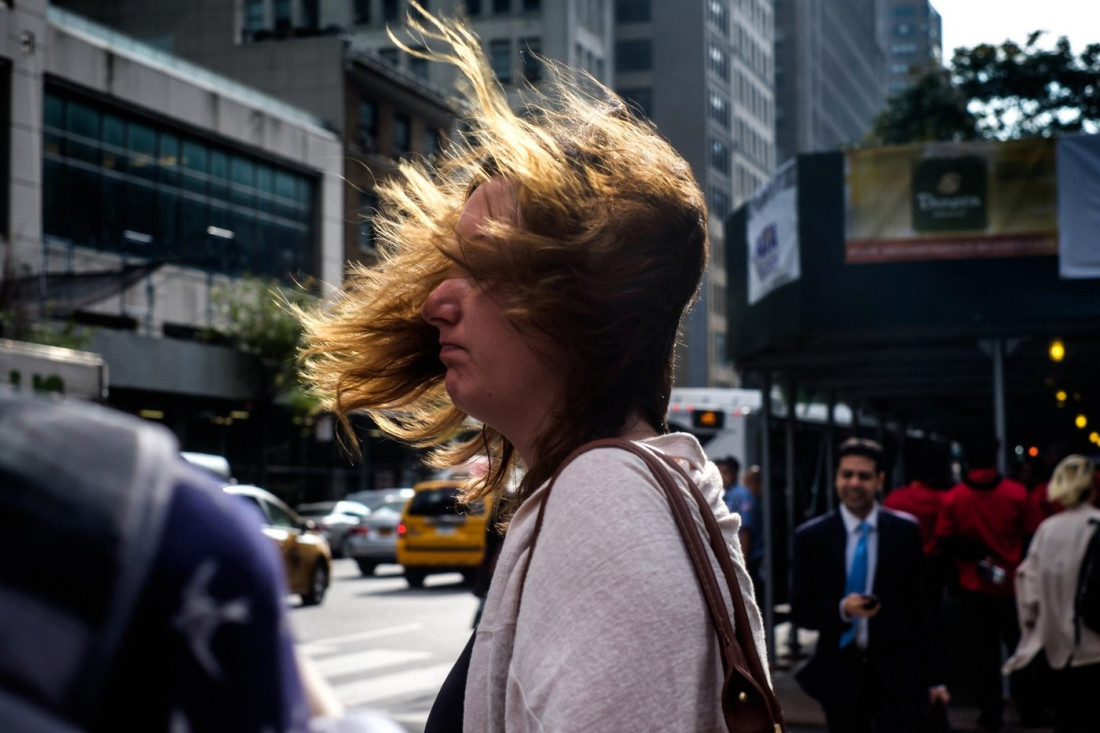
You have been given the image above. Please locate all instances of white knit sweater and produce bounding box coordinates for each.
[463,433,771,732]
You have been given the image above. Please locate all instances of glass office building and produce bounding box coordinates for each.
[42,85,317,282]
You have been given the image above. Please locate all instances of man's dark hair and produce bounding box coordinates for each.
[838,437,885,474]
[719,456,741,474]
[963,435,1000,470]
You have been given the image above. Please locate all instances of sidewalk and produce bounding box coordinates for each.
[769,624,1053,733]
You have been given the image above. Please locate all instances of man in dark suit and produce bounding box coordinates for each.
[791,438,949,733]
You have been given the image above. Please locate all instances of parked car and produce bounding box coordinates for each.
[345,488,415,512]
[396,479,492,588]
[345,493,413,576]
[294,500,372,558]
[224,485,332,606]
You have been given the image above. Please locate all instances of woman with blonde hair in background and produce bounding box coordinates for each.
[1005,454,1100,732]
[297,7,779,732]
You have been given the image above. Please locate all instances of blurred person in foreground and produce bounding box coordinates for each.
[0,391,399,732]
[1004,455,1100,733]
[791,438,948,733]
[296,9,772,731]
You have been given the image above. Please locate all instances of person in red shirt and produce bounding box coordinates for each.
[885,443,950,557]
[934,436,1043,732]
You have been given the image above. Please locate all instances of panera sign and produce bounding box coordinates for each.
[911,157,987,232]
[845,139,1057,264]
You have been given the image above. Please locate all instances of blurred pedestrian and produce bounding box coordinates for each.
[296,9,777,732]
[721,456,754,557]
[934,435,1043,732]
[1004,455,1100,733]
[0,391,400,732]
[791,438,948,733]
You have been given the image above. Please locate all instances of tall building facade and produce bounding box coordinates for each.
[774,0,886,164]
[882,0,942,96]
[615,0,776,387]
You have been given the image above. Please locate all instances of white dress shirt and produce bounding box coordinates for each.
[839,503,880,649]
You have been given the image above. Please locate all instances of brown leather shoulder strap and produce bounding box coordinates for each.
[514,438,782,727]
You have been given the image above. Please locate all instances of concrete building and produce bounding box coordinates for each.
[882,0,942,96]
[774,0,886,164]
[0,0,357,496]
[52,0,457,270]
[615,0,776,387]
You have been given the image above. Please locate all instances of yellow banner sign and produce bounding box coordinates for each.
[845,138,1057,263]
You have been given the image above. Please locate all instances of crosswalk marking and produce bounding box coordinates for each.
[335,662,456,706]
[299,622,423,655]
[314,649,432,678]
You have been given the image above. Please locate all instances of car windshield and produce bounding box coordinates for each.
[372,498,410,516]
[407,487,462,517]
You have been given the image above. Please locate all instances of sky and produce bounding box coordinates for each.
[930,0,1097,58]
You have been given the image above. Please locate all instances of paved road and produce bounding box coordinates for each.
[289,559,477,732]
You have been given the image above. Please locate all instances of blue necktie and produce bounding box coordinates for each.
[840,521,870,649]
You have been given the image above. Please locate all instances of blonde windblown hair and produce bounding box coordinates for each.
[298,8,708,520]
[1048,454,1097,508]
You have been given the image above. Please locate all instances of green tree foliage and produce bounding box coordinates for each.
[871,32,1100,144]
[205,277,318,414]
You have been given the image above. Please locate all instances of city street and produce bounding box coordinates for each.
[289,559,477,732]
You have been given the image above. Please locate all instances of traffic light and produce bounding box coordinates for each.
[691,409,725,430]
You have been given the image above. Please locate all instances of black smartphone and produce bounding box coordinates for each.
[861,593,880,610]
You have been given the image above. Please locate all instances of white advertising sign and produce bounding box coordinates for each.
[747,159,800,304]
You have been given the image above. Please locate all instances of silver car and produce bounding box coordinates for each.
[344,493,411,576]
[294,500,371,558]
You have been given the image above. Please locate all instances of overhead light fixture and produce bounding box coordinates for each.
[1027,446,1039,457]
[1056,390,1068,402]
[1090,432,1100,444]
[1049,338,1065,362]
[1076,414,1088,430]
[139,409,164,420]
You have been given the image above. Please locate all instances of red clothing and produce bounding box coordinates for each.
[1029,481,1063,520]
[884,482,944,556]
[934,469,1042,597]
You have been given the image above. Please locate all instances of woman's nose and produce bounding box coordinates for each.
[421,278,462,326]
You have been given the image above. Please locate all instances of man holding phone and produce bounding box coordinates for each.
[791,438,949,733]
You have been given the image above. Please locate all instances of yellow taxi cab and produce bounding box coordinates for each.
[223,484,332,605]
[396,479,492,588]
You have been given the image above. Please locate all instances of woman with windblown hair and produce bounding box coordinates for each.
[297,9,773,731]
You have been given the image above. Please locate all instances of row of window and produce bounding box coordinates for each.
[42,89,316,282]
[357,98,443,158]
[617,38,652,73]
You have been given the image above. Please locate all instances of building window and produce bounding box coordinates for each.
[617,87,652,117]
[523,0,541,11]
[710,137,730,174]
[489,39,512,83]
[353,0,371,24]
[244,0,265,33]
[708,43,729,80]
[274,0,292,35]
[615,39,652,72]
[890,62,910,75]
[378,47,399,65]
[410,49,429,80]
[383,0,400,22]
[42,87,315,282]
[423,127,441,161]
[708,0,728,36]
[615,0,650,23]
[393,113,411,156]
[359,190,377,252]
[893,22,914,36]
[520,37,543,82]
[892,5,917,17]
[358,98,378,150]
[493,0,510,13]
[709,91,730,129]
[301,0,319,29]
[708,184,730,220]
[891,42,917,55]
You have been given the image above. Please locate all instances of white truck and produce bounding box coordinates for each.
[0,338,108,402]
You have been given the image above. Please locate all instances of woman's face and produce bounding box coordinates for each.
[420,179,566,457]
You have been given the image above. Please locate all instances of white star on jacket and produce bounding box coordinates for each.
[172,559,251,681]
